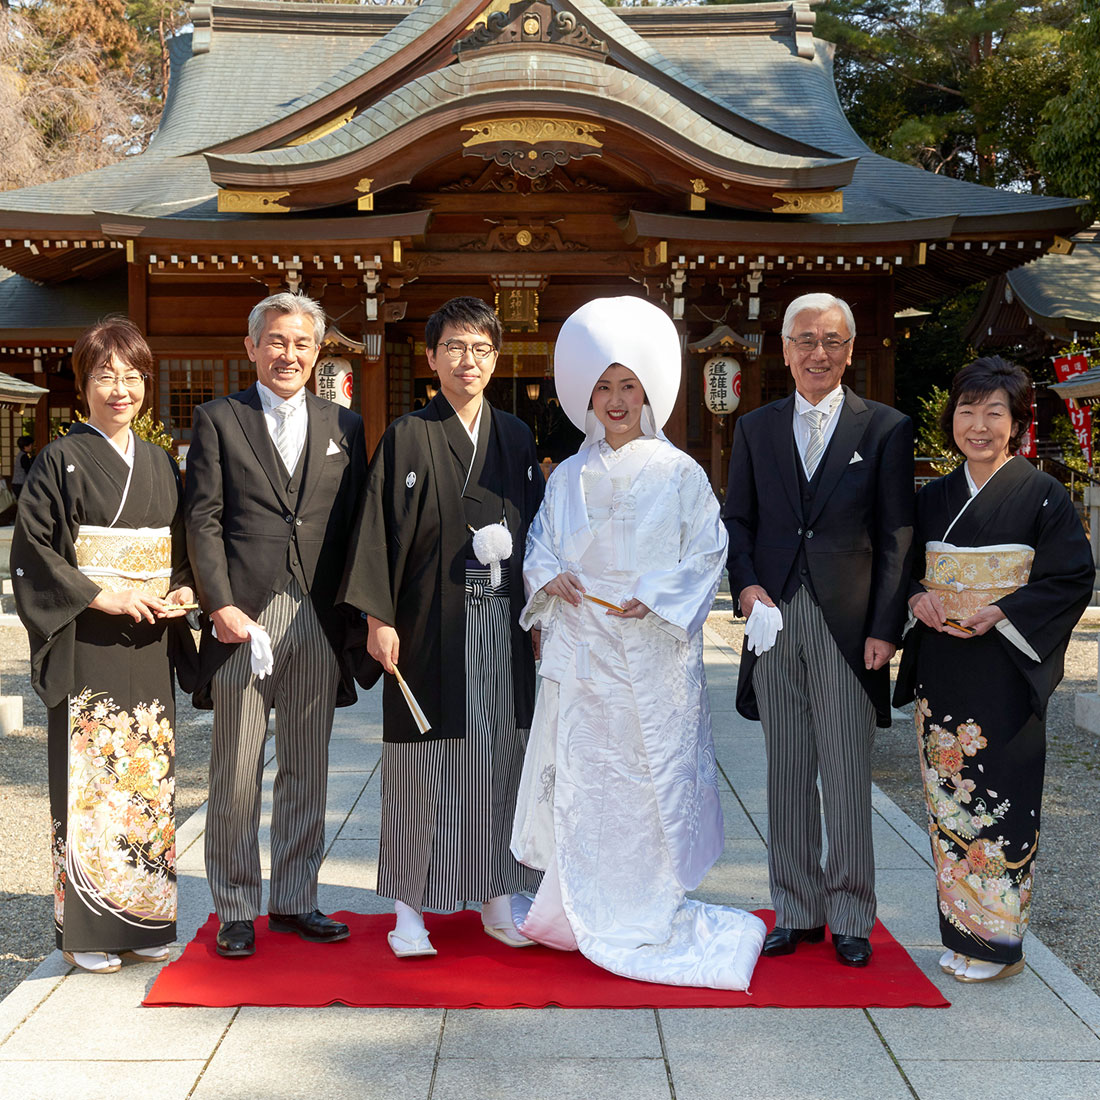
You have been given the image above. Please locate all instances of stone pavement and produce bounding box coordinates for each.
[1,630,1098,1100]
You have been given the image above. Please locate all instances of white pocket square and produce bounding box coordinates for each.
[326,439,341,456]
[849,451,863,465]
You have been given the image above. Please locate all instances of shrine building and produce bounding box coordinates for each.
[0,0,1085,488]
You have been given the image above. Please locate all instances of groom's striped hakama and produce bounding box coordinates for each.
[377,563,539,910]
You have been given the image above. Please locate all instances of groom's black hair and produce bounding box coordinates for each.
[425,297,502,353]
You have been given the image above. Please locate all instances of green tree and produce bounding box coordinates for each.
[817,1,1078,191]
[124,1,190,107]
[894,284,984,422]
[915,384,962,473]
[1033,0,1100,219]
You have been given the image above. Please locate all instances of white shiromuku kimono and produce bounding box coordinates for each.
[511,435,766,989]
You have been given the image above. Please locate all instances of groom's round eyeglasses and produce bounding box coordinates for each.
[785,336,853,354]
[435,340,496,362]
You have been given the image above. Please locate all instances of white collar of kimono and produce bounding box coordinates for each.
[86,422,134,468]
[553,296,681,449]
[437,392,483,447]
[942,455,1017,542]
[963,455,1015,498]
[559,437,665,565]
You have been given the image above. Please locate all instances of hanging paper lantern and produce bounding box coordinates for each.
[703,355,741,415]
[314,357,353,408]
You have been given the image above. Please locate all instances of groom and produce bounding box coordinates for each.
[185,291,367,957]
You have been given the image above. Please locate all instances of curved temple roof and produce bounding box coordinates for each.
[204,48,857,207]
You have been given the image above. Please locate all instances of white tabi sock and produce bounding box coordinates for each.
[394,900,425,941]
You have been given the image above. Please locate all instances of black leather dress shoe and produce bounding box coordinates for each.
[762,924,826,957]
[268,909,350,943]
[216,920,255,958]
[833,933,872,968]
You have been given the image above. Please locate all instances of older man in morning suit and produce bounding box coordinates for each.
[722,292,914,968]
[186,292,367,958]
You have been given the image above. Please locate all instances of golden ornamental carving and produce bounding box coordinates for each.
[217,189,291,213]
[772,191,844,215]
[460,220,588,254]
[691,178,709,194]
[462,117,604,150]
[286,107,357,148]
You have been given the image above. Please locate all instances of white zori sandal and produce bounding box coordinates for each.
[481,894,536,948]
[119,945,172,963]
[954,956,1026,983]
[386,930,437,958]
[62,951,121,974]
[388,900,437,958]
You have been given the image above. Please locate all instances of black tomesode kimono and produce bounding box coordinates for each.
[894,457,1093,964]
[11,425,195,952]
[340,394,544,909]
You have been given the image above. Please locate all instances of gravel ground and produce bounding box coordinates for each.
[2,607,1098,1002]
[0,626,212,1001]
[706,597,1100,995]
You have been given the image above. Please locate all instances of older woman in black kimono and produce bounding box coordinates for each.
[12,318,195,974]
[895,356,1093,983]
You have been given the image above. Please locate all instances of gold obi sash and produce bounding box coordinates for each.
[74,525,172,598]
[921,541,1034,620]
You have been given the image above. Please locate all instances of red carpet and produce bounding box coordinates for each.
[144,910,947,1009]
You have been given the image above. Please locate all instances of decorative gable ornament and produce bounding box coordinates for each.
[454,0,608,58]
[461,117,604,179]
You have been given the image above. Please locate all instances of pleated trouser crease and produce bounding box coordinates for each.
[752,586,877,937]
[378,564,540,911]
[205,578,340,922]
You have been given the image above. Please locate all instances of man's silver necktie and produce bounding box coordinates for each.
[804,408,826,477]
[275,402,296,473]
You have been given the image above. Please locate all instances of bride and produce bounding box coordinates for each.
[510,296,765,989]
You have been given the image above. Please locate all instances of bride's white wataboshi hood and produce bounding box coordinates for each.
[553,296,682,447]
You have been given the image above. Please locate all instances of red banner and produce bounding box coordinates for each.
[1070,406,1093,467]
[1053,354,1093,467]
[1053,354,1089,383]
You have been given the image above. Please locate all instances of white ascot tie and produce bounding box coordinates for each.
[274,402,297,473]
[803,408,826,478]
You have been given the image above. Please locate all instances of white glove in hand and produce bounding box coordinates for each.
[210,621,275,679]
[745,601,783,655]
[245,625,274,679]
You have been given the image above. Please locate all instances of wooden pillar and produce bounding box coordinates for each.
[361,324,388,457]
[872,275,897,406]
[127,252,148,334]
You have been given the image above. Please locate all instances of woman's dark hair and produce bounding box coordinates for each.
[940,355,1032,456]
[71,315,153,399]
[425,296,502,353]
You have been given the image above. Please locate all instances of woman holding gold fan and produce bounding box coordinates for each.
[895,356,1092,984]
[12,318,195,974]
[511,297,765,990]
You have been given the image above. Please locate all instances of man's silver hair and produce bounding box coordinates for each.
[247,292,327,346]
[782,293,856,342]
